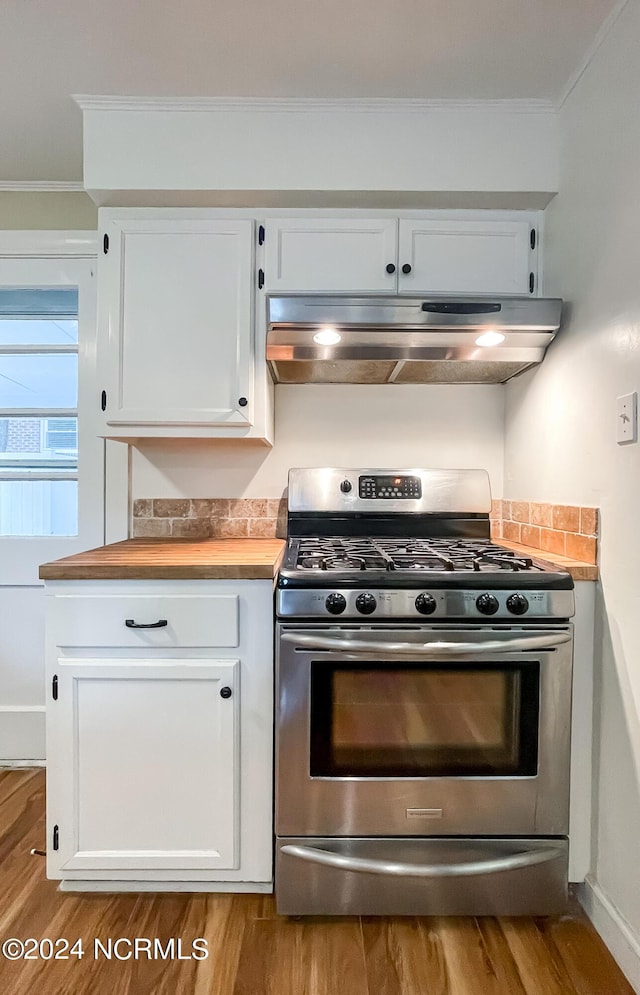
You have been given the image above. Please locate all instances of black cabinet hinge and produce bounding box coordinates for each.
[530,228,536,250]
[52,825,59,851]
[529,272,535,294]
[101,390,107,412]
[258,225,265,246]
[258,268,265,290]
[52,675,58,701]
[103,234,109,254]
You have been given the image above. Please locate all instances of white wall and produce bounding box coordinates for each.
[132,384,505,500]
[504,0,640,984]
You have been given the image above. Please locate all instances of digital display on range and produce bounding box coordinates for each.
[359,475,422,499]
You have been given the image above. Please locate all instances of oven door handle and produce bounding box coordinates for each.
[280,844,565,878]
[282,631,572,656]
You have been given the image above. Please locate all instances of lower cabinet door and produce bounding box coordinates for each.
[47,658,239,876]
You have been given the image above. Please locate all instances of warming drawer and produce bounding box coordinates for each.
[276,836,569,916]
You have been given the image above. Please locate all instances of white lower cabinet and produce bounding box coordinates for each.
[50,658,239,873]
[44,580,273,889]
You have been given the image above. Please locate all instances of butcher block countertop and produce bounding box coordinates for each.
[39,537,286,581]
[499,539,598,581]
[39,536,596,582]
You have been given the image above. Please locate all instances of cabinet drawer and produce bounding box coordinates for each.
[52,594,239,648]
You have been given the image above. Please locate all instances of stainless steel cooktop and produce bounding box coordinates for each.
[277,467,574,620]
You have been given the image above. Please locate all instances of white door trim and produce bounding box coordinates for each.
[0,232,128,763]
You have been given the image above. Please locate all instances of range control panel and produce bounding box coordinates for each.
[359,475,422,500]
[276,587,576,620]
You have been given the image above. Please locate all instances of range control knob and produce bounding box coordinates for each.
[355,592,377,615]
[415,592,437,615]
[506,593,529,615]
[476,593,499,616]
[325,593,347,615]
[339,479,352,493]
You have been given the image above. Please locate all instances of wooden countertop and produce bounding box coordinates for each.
[39,537,286,581]
[39,536,596,583]
[498,539,598,581]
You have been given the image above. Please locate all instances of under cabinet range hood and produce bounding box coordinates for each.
[266,295,562,385]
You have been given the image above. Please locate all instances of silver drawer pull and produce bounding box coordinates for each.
[124,619,168,629]
[280,844,564,878]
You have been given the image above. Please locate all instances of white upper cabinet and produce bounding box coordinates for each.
[97,212,272,442]
[397,219,533,295]
[263,216,536,297]
[263,218,398,293]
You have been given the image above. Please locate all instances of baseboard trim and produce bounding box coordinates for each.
[59,880,273,893]
[576,876,640,993]
[0,760,45,768]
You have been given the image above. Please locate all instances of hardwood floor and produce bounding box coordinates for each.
[0,768,634,995]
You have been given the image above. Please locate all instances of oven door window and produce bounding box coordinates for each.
[310,661,539,777]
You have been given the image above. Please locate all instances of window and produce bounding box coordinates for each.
[43,418,78,454]
[0,290,79,536]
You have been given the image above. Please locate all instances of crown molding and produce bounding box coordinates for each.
[557,0,630,108]
[73,95,556,116]
[0,181,85,192]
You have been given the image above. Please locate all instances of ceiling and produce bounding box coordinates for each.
[0,0,623,183]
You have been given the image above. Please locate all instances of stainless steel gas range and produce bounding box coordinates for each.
[275,468,574,916]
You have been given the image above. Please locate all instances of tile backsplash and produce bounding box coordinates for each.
[132,498,286,539]
[491,500,598,564]
[132,496,599,565]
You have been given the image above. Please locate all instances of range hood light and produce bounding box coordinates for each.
[312,327,341,345]
[475,330,506,347]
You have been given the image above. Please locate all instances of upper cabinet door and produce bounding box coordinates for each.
[264,218,398,293]
[397,220,534,295]
[100,217,254,429]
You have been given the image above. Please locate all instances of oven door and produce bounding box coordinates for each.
[276,623,573,837]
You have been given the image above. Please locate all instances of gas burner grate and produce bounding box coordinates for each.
[472,553,534,572]
[291,537,543,574]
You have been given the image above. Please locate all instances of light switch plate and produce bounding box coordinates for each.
[617,392,638,444]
